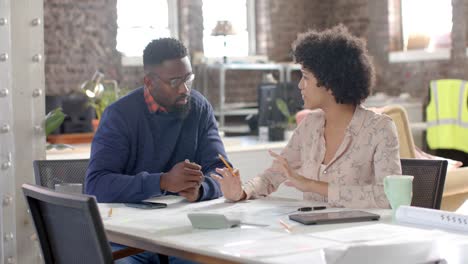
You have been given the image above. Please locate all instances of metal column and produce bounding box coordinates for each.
[0,0,45,263]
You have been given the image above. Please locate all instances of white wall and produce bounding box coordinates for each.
[228,147,302,200]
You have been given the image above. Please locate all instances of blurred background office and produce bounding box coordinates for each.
[1,0,468,263]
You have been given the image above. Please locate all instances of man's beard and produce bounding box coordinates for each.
[169,95,191,119]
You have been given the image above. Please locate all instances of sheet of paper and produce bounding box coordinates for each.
[261,250,326,264]
[161,228,284,248]
[98,203,192,233]
[308,223,428,243]
[322,234,445,264]
[210,235,340,258]
[435,233,468,264]
[105,215,192,236]
[456,199,468,215]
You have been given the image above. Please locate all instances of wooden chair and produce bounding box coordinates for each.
[381,105,416,158]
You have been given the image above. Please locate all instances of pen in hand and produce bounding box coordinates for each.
[218,154,237,177]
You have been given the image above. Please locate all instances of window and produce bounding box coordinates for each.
[401,0,452,51]
[388,0,452,62]
[116,0,178,59]
[202,0,255,58]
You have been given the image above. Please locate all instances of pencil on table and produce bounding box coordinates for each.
[218,154,237,177]
[108,208,113,218]
[279,219,292,233]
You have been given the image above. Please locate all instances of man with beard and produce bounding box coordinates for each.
[85,38,227,206]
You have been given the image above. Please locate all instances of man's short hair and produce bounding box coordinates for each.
[292,24,375,105]
[143,38,188,68]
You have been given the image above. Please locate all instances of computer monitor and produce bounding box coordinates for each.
[60,92,94,133]
[257,83,285,127]
[280,82,303,115]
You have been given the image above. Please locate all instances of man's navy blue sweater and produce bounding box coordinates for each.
[85,88,227,203]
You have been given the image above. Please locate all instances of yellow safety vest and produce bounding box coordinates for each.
[426,79,468,152]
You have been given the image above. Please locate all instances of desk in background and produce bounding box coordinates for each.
[46,136,300,200]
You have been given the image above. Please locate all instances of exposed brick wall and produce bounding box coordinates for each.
[466,0,468,46]
[200,67,272,108]
[452,0,467,60]
[119,66,144,90]
[371,0,468,97]
[256,0,331,61]
[118,0,205,92]
[326,0,370,38]
[44,0,121,95]
[388,0,402,51]
[204,0,330,108]
[300,0,468,98]
[178,0,204,55]
[43,0,468,105]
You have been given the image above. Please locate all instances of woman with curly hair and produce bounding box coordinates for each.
[213,25,401,208]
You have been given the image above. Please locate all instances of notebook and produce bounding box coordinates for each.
[396,205,468,233]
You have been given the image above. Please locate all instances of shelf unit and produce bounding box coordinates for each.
[204,63,285,130]
[283,63,301,82]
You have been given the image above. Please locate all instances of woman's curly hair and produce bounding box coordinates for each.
[292,24,375,105]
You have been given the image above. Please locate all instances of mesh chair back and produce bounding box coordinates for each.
[33,159,89,191]
[22,183,113,264]
[401,159,448,209]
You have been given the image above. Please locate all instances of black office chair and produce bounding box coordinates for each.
[33,159,89,191]
[401,159,448,209]
[22,183,144,264]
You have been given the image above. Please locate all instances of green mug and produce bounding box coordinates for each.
[384,175,414,220]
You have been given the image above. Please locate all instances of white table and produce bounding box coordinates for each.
[99,197,468,263]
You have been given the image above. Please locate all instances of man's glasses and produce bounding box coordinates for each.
[150,73,195,89]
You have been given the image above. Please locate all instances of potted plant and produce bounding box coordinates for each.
[90,90,117,120]
[45,108,73,150]
[88,88,122,131]
[275,98,296,139]
[80,71,124,131]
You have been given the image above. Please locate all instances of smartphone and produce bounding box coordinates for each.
[124,202,167,209]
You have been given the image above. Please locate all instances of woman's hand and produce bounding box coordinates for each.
[268,150,325,193]
[212,168,246,202]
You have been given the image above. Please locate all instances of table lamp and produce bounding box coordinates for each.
[80,71,120,99]
[211,20,236,63]
[80,71,120,121]
[81,71,105,98]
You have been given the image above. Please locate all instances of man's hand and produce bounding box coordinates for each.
[160,160,203,193]
[179,186,200,202]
